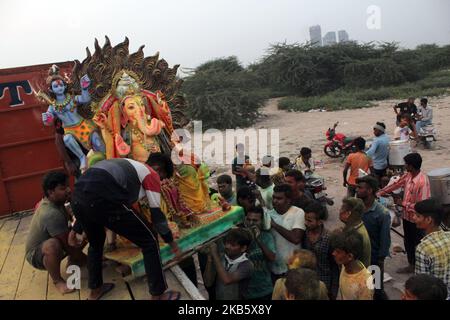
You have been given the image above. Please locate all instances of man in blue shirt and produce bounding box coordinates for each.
[366,122,390,180]
[356,175,391,300]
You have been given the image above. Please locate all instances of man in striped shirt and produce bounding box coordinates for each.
[72,153,181,300]
[377,153,431,274]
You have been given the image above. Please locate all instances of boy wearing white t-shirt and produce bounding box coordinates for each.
[268,184,306,283]
[394,114,417,141]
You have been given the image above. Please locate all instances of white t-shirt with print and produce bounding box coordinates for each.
[393,126,411,141]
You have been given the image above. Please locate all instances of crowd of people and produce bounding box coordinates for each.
[23,98,449,301]
[202,143,449,300]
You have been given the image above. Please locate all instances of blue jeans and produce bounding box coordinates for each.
[416,119,431,132]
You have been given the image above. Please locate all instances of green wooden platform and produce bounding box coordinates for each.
[104,206,244,278]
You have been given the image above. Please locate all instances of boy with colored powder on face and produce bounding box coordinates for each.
[272,249,329,300]
[338,197,372,268]
[331,230,374,300]
[284,268,321,300]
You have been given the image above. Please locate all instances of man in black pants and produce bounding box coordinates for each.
[72,155,181,300]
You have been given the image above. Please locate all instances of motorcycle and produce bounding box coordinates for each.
[417,124,437,149]
[324,122,357,158]
[305,172,334,214]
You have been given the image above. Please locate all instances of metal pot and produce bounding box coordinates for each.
[427,168,450,205]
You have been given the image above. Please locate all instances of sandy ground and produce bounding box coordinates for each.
[208,94,450,299]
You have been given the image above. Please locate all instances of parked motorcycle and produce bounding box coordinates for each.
[324,122,358,158]
[305,173,334,215]
[417,124,437,149]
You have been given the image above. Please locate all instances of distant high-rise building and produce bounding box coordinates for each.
[338,30,349,43]
[322,32,337,46]
[309,25,322,47]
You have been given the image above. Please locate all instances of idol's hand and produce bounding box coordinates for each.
[42,112,54,125]
[169,241,183,260]
[80,74,91,89]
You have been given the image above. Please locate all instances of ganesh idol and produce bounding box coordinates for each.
[93,71,168,162]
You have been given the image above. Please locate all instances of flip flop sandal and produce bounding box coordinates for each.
[88,283,115,300]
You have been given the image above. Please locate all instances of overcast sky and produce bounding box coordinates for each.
[1,0,449,72]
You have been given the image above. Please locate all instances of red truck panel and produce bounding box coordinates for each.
[0,62,72,216]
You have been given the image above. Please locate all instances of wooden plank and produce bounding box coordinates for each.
[79,259,132,300]
[46,256,80,300]
[126,275,148,300]
[100,260,132,300]
[0,215,31,299]
[14,215,49,300]
[104,207,244,278]
[79,245,90,300]
[170,265,205,300]
[79,265,90,300]
[0,218,20,273]
[128,269,190,300]
[15,262,48,300]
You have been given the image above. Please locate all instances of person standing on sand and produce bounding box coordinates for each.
[366,122,390,181]
[343,137,372,197]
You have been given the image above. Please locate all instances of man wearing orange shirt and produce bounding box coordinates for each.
[343,137,372,197]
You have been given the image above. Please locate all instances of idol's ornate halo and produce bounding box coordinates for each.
[71,36,189,128]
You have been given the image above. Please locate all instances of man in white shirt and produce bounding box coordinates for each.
[268,184,306,282]
[416,98,433,132]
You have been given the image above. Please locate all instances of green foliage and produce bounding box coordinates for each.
[343,58,406,87]
[278,96,373,112]
[252,41,450,96]
[182,57,267,130]
[182,43,450,128]
[278,70,450,112]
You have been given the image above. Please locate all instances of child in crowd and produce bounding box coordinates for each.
[272,249,329,300]
[284,268,321,300]
[338,197,372,268]
[402,274,448,300]
[394,113,417,141]
[202,228,254,300]
[331,230,374,300]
